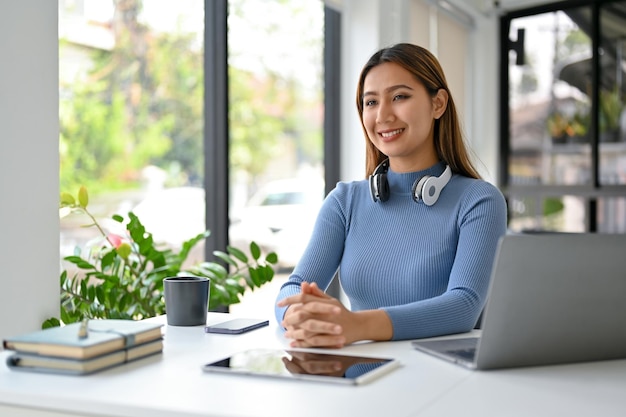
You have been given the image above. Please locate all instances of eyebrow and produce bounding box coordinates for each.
[362,84,414,97]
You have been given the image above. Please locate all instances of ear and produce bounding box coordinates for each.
[432,89,448,120]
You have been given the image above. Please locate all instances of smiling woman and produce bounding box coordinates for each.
[275,43,508,348]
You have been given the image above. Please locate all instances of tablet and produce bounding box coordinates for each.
[201,348,401,385]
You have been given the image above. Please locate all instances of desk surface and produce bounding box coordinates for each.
[1,313,625,417]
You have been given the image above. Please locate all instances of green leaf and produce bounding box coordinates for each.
[265,252,278,264]
[179,231,210,261]
[198,262,228,278]
[213,251,238,268]
[138,236,154,256]
[250,241,261,260]
[78,186,89,208]
[263,265,275,282]
[60,192,75,207]
[112,214,124,223]
[249,267,261,287]
[242,273,254,288]
[212,283,230,299]
[87,285,96,302]
[100,249,117,269]
[42,318,61,329]
[64,256,96,270]
[227,246,248,263]
[96,286,105,304]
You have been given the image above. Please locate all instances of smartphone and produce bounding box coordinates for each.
[204,318,269,335]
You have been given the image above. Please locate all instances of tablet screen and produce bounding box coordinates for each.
[202,349,400,385]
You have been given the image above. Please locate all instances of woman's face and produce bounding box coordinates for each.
[361,62,446,172]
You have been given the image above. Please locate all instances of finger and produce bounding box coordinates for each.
[277,292,316,307]
[308,282,327,296]
[277,291,335,308]
[276,294,304,307]
[302,282,329,298]
[285,319,342,337]
[300,301,341,315]
[282,305,341,330]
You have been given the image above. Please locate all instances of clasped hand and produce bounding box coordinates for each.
[277,282,354,348]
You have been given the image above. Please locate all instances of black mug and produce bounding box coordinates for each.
[163,276,210,326]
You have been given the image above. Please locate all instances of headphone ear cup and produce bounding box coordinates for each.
[369,173,389,202]
[413,165,452,206]
[412,175,431,204]
[377,173,389,202]
[370,158,391,203]
[420,176,443,206]
[369,174,378,202]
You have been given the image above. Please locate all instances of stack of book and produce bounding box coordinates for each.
[2,319,163,375]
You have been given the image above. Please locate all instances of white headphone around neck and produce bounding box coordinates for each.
[369,159,452,206]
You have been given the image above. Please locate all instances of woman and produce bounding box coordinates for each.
[276,43,507,348]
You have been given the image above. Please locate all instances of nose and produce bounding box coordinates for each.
[376,100,395,124]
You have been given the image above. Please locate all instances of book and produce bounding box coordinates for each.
[2,319,163,360]
[5,338,163,375]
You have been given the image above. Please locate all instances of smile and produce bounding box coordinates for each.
[380,128,404,138]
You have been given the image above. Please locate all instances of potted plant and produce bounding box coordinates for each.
[547,108,590,144]
[568,109,590,143]
[44,186,278,328]
[546,111,570,144]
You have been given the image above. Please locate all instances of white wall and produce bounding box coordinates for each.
[0,1,60,340]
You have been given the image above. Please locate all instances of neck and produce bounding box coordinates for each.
[389,155,439,173]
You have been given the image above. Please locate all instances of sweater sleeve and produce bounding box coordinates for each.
[274,185,349,325]
[382,181,508,340]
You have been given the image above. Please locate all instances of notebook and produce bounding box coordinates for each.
[411,233,626,370]
[6,339,163,375]
[3,319,163,360]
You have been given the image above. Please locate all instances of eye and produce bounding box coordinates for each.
[393,94,409,101]
[364,99,377,107]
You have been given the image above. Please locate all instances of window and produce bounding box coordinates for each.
[501,0,626,233]
[59,0,333,310]
[226,0,326,270]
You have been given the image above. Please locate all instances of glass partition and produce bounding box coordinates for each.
[504,1,626,233]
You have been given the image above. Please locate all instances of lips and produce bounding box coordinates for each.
[379,128,404,141]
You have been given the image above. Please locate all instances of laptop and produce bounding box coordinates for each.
[412,233,626,370]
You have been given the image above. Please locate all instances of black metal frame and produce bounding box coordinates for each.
[323,4,342,298]
[204,0,229,260]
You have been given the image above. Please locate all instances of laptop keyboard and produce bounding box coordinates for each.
[447,347,476,361]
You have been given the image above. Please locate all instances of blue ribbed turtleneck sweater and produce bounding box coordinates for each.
[275,162,508,340]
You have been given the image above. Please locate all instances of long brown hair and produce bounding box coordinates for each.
[356,43,481,179]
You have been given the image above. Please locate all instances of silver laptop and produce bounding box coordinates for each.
[412,233,626,370]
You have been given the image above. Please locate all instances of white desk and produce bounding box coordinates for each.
[0,313,624,417]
